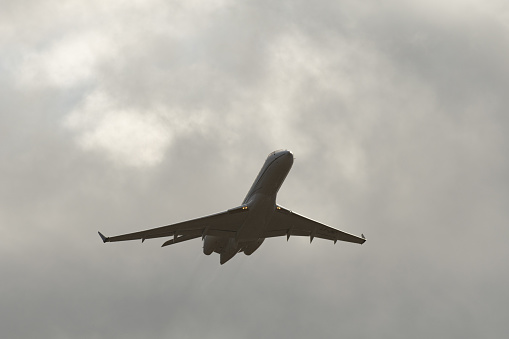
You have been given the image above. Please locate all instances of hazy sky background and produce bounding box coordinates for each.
[1,0,508,337]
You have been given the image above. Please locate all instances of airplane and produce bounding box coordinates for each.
[98,149,366,264]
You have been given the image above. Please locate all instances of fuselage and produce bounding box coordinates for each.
[203,149,294,263]
[242,149,295,205]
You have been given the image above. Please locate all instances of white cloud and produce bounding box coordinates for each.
[63,90,216,168]
[18,30,117,88]
[64,91,172,168]
[3,0,509,338]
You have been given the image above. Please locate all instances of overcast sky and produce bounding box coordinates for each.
[1,0,509,338]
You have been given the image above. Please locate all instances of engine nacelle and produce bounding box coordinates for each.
[203,235,228,255]
[243,238,265,256]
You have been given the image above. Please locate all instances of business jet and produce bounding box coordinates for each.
[98,150,366,264]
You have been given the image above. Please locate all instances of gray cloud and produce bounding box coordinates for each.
[1,0,508,338]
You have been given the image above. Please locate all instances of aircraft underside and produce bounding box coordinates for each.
[203,235,265,264]
[98,150,365,264]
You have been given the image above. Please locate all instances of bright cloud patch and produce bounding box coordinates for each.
[18,30,116,88]
[64,91,172,168]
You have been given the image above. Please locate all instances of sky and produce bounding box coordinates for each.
[1,0,509,337]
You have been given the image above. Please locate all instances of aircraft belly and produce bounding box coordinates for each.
[259,163,290,196]
[236,221,265,240]
[237,194,275,241]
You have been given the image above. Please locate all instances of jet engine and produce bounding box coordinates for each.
[242,238,265,255]
[203,235,228,255]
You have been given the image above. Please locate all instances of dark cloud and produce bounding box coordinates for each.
[1,0,508,338]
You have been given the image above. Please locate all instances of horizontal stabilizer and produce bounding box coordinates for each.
[98,231,109,243]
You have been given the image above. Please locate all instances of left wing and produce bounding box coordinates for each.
[264,206,366,244]
[98,205,249,246]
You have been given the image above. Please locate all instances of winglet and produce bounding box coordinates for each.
[98,231,109,243]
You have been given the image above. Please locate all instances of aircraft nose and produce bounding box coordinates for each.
[284,150,294,165]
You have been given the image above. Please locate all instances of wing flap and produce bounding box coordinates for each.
[162,234,202,247]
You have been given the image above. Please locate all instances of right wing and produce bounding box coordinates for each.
[264,206,366,244]
[98,205,249,246]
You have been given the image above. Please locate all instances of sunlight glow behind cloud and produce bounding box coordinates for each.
[64,91,172,168]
